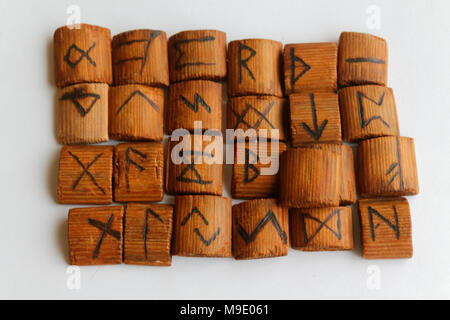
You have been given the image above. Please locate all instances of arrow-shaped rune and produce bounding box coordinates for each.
[290,47,311,86]
[301,93,328,141]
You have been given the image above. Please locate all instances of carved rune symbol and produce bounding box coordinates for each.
[143,208,165,259]
[181,207,220,246]
[386,137,404,190]
[300,209,342,244]
[237,209,287,244]
[180,93,211,113]
[290,47,311,86]
[238,42,256,83]
[64,42,96,68]
[346,57,385,64]
[244,148,260,183]
[116,90,160,114]
[114,30,161,74]
[301,93,328,140]
[60,88,100,117]
[124,147,147,191]
[176,150,213,185]
[88,214,121,259]
[69,151,105,194]
[173,36,216,70]
[232,101,275,130]
[357,90,390,128]
[368,206,400,241]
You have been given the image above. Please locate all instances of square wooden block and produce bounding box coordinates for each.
[114,142,164,202]
[358,198,413,259]
[339,85,399,142]
[58,146,113,204]
[124,203,173,266]
[68,205,123,265]
[284,42,337,94]
[289,92,342,146]
[232,141,287,198]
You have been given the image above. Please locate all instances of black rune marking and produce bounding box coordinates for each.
[290,47,311,86]
[181,207,220,246]
[301,93,328,141]
[244,148,260,183]
[124,147,147,191]
[385,137,404,190]
[368,206,400,241]
[180,93,211,113]
[176,150,213,185]
[173,36,216,70]
[69,152,105,194]
[237,209,287,244]
[232,101,275,130]
[64,42,96,68]
[238,42,256,83]
[300,209,342,244]
[60,88,100,117]
[357,90,390,128]
[116,90,160,114]
[88,214,121,259]
[143,208,165,259]
[114,30,161,74]
[346,57,385,64]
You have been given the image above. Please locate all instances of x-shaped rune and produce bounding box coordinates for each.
[88,214,121,259]
[69,151,105,194]
[301,209,342,244]
[233,102,275,130]
[64,42,97,68]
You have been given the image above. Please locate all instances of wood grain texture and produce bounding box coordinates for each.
[57,83,109,144]
[232,199,289,260]
[109,84,164,141]
[112,29,169,86]
[284,42,337,94]
[227,39,283,97]
[358,197,412,259]
[113,142,164,202]
[166,80,222,134]
[54,24,112,88]
[290,207,354,251]
[357,136,419,197]
[172,195,232,257]
[168,30,226,82]
[227,95,287,141]
[232,141,287,199]
[279,147,342,208]
[339,85,399,142]
[338,32,388,87]
[289,92,342,146]
[165,134,223,195]
[58,145,113,204]
[68,205,123,265]
[124,203,173,266]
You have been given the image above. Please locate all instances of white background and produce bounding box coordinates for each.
[0,0,449,299]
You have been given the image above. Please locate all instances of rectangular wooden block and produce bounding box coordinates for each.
[358,198,413,259]
[284,42,337,94]
[58,145,113,204]
[289,92,342,146]
[68,205,123,265]
[124,203,173,266]
[232,141,287,199]
[114,142,164,202]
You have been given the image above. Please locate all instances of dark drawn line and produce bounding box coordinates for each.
[237,209,287,244]
[176,151,213,185]
[116,90,160,114]
[346,57,385,64]
[194,228,220,246]
[301,209,342,244]
[301,93,328,140]
[181,207,209,226]
[173,36,216,70]
[124,147,147,191]
[60,88,100,117]
[180,93,211,113]
[385,138,404,190]
[88,214,120,259]
[64,42,96,69]
[290,47,311,86]
[143,208,165,259]
[385,162,398,175]
[357,90,390,128]
[244,148,260,183]
[368,206,400,241]
[69,152,105,194]
[238,42,256,83]
[232,101,275,130]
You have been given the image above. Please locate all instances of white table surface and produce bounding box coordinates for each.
[0,0,449,299]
